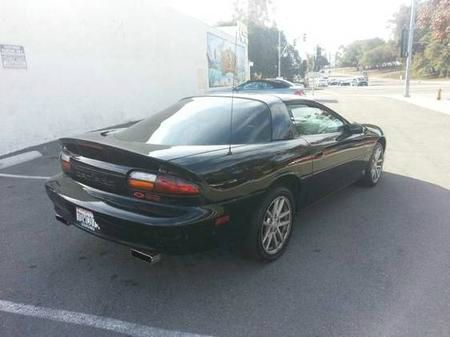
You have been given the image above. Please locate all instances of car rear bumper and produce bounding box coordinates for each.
[45,174,246,254]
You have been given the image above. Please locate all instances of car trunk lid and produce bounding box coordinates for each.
[60,131,226,205]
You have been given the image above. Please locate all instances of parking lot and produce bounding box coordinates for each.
[1,87,450,337]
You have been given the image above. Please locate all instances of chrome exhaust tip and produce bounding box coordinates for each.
[55,214,69,225]
[131,249,161,265]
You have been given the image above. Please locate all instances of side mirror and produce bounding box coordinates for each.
[347,123,364,134]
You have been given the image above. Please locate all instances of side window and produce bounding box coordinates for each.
[259,82,274,89]
[241,82,259,90]
[232,102,271,143]
[271,102,295,140]
[288,104,345,135]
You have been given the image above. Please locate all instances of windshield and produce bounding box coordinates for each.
[115,97,272,145]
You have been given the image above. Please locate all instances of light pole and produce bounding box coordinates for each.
[404,0,416,97]
[278,30,281,78]
[278,31,304,79]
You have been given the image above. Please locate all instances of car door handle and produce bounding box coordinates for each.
[314,151,324,159]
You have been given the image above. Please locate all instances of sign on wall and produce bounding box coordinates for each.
[0,44,27,69]
[207,33,245,88]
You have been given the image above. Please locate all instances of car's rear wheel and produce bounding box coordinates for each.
[359,142,384,187]
[243,186,295,262]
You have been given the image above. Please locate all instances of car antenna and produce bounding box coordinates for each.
[228,21,239,155]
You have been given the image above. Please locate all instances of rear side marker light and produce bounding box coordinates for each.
[60,151,71,172]
[294,89,305,96]
[215,215,230,226]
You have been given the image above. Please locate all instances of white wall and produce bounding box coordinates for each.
[0,0,246,155]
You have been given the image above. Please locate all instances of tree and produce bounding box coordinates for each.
[361,43,397,68]
[414,0,449,77]
[233,0,273,26]
[337,38,385,68]
[247,25,302,79]
[248,24,278,78]
[281,44,303,80]
[390,0,449,78]
[315,55,329,71]
[233,0,302,79]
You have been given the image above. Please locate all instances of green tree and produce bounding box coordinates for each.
[232,0,302,79]
[248,24,278,77]
[361,42,397,68]
[247,24,302,79]
[414,0,449,77]
[338,38,385,68]
[233,0,273,26]
[390,0,449,78]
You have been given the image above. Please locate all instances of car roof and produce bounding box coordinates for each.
[268,94,336,105]
[190,93,322,105]
[189,93,285,105]
[243,79,292,88]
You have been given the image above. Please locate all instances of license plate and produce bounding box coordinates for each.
[76,207,100,232]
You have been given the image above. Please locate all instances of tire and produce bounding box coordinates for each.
[358,142,385,187]
[243,186,295,262]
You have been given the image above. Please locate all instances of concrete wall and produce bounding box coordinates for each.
[0,0,247,155]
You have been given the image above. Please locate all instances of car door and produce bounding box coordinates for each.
[287,102,367,203]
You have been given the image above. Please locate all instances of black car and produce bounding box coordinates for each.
[46,94,386,262]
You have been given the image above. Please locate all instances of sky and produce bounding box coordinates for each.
[165,0,410,55]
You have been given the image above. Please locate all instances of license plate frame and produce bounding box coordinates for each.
[75,207,100,232]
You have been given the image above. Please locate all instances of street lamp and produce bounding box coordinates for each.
[277,31,304,78]
[404,0,417,97]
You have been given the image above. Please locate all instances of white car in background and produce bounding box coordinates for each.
[317,78,329,87]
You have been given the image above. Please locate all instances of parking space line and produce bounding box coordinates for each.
[0,299,214,337]
[0,173,50,180]
[0,151,42,169]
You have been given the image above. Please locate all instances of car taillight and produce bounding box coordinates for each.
[60,151,71,172]
[294,89,305,96]
[128,171,199,196]
[128,171,156,190]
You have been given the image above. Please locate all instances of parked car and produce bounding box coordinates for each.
[233,79,305,96]
[46,94,385,262]
[317,78,328,87]
[352,77,369,86]
[328,78,340,86]
[339,79,352,86]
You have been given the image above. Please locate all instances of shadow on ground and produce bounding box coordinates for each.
[1,171,449,337]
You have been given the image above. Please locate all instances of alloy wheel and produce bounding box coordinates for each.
[261,196,292,255]
[370,146,384,183]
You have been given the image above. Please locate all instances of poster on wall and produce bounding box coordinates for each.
[207,33,245,88]
[0,44,27,69]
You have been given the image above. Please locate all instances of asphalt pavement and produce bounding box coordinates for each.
[1,85,450,337]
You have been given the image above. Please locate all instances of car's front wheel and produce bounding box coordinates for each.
[359,142,384,187]
[244,186,295,262]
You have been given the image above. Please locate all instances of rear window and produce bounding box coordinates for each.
[114,97,272,145]
[271,79,293,88]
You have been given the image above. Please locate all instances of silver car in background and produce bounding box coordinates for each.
[233,79,305,96]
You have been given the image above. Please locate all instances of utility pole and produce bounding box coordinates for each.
[278,30,281,78]
[404,0,416,97]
